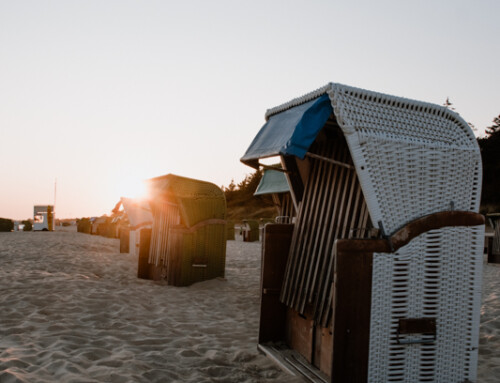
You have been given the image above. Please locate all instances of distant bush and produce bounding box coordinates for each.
[62,222,71,227]
[0,218,14,232]
[22,220,32,231]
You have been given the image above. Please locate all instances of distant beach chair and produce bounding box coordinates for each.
[143,174,227,286]
[487,213,500,263]
[241,83,484,382]
[77,218,91,234]
[90,216,107,235]
[118,197,153,256]
[242,219,259,242]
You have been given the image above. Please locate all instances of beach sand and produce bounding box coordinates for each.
[0,227,499,382]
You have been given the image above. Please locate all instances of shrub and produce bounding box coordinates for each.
[22,220,32,231]
[0,218,14,232]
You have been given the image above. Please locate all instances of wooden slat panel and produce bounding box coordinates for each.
[149,202,180,266]
[314,324,333,375]
[280,122,373,326]
[286,308,314,363]
[281,165,314,305]
[302,148,337,310]
[291,154,322,308]
[295,142,331,310]
[331,250,373,383]
[310,144,349,309]
[259,224,294,343]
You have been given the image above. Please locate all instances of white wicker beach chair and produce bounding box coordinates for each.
[242,83,484,382]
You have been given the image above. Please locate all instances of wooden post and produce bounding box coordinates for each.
[331,247,373,382]
[120,228,130,253]
[137,228,152,279]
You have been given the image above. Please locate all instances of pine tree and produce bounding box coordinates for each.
[443,97,455,110]
[485,115,500,137]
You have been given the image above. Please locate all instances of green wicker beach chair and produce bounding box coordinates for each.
[146,174,227,286]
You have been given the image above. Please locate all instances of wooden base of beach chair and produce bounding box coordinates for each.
[259,213,484,382]
[120,229,130,253]
[137,228,151,279]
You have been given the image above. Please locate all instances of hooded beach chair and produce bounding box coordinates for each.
[144,174,227,286]
[241,83,484,382]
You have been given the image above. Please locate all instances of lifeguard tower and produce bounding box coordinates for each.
[33,205,55,231]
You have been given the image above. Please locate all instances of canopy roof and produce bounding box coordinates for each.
[254,169,290,196]
[241,94,332,169]
[241,82,482,235]
[147,174,226,228]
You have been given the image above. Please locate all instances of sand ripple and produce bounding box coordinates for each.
[0,229,302,382]
[1,228,499,382]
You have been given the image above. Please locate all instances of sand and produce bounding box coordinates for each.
[0,227,499,382]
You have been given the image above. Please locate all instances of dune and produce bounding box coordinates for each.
[0,227,499,382]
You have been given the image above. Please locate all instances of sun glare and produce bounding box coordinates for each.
[117,178,149,201]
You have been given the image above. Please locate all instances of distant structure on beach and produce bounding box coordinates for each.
[242,82,484,382]
[118,197,153,256]
[33,205,55,231]
[137,174,227,286]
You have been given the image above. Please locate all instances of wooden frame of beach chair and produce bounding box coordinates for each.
[241,83,484,382]
[145,174,227,286]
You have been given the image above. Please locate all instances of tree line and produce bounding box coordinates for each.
[478,115,500,212]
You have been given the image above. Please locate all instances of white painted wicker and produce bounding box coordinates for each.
[264,83,483,381]
[369,225,483,382]
[266,83,482,235]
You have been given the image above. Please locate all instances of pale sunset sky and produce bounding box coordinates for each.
[1,0,499,220]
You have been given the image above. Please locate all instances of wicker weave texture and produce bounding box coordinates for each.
[327,84,482,234]
[265,83,482,235]
[148,174,226,228]
[368,225,484,382]
[176,224,227,286]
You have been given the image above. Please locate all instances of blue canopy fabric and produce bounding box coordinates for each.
[254,169,290,196]
[240,94,333,168]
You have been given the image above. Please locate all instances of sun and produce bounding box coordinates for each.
[116,177,149,201]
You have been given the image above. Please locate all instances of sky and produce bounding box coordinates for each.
[1,0,499,220]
